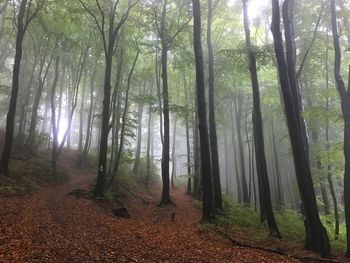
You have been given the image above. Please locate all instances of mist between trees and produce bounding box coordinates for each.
[0,0,350,258]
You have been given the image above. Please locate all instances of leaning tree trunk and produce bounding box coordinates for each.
[192,0,215,222]
[242,0,280,238]
[271,0,330,255]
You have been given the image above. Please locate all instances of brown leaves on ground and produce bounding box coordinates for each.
[0,152,333,262]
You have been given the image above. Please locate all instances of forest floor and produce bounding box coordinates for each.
[0,150,347,262]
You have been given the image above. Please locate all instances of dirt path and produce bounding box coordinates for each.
[0,152,301,262]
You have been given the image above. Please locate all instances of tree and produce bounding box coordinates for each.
[79,0,137,197]
[207,0,222,211]
[0,0,44,175]
[330,0,350,256]
[242,0,280,238]
[192,0,215,222]
[271,0,330,255]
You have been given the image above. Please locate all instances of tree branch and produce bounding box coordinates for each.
[296,3,324,79]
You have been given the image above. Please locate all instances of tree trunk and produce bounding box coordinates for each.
[193,103,200,199]
[78,75,87,152]
[282,0,309,159]
[146,87,152,185]
[78,65,96,166]
[132,100,144,174]
[271,0,330,255]
[95,45,114,196]
[271,119,284,207]
[234,93,249,203]
[109,49,140,186]
[159,0,171,205]
[330,0,350,255]
[242,0,280,237]
[192,0,215,221]
[207,0,222,211]
[50,56,60,172]
[231,104,242,203]
[171,115,177,187]
[18,56,37,142]
[0,0,27,175]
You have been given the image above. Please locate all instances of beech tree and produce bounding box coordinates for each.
[271,0,330,255]
[330,0,350,256]
[0,0,44,175]
[192,0,215,222]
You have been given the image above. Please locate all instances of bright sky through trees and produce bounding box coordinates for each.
[228,0,269,20]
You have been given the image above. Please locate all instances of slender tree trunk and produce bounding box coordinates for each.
[0,0,27,175]
[224,129,230,196]
[231,104,242,203]
[282,0,309,158]
[159,0,171,205]
[109,49,140,186]
[271,119,284,207]
[18,56,37,141]
[325,32,339,239]
[78,75,87,152]
[207,0,222,211]
[242,0,280,237]
[271,0,330,254]
[171,115,177,187]
[78,65,96,166]
[192,0,215,221]
[132,100,144,174]
[50,57,60,172]
[331,0,350,255]
[185,100,192,194]
[146,87,153,185]
[234,93,249,203]
[193,103,200,199]
[95,46,113,196]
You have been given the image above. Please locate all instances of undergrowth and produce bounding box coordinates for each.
[0,157,68,195]
[217,197,346,253]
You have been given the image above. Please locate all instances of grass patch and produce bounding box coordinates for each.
[217,197,347,253]
[0,157,68,195]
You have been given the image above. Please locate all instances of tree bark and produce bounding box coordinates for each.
[234,92,249,203]
[271,0,330,255]
[207,0,222,211]
[242,0,280,237]
[109,49,140,186]
[132,99,144,174]
[271,119,284,207]
[0,0,27,175]
[171,115,177,187]
[159,0,171,205]
[330,0,350,255]
[192,0,215,221]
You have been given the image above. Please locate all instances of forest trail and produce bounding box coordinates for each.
[0,151,301,262]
